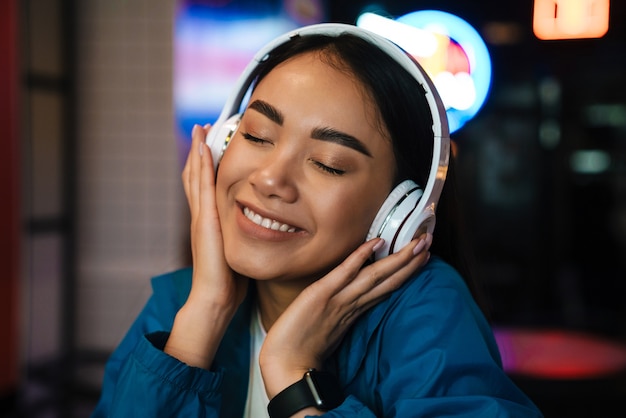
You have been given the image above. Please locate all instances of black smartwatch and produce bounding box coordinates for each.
[267,369,344,418]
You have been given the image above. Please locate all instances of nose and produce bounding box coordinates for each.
[248,151,298,203]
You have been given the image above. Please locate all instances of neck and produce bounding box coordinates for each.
[254,278,313,331]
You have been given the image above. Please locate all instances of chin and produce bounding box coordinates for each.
[228,251,350,285]
[225,251,278,280]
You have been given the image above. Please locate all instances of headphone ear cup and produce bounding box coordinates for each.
[205,114,241,170]
[367,180,424,260]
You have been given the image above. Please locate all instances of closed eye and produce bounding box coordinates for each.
[311,160,345,176]
[241,131,271,145]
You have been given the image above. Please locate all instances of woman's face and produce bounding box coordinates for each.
[216,51,396,283]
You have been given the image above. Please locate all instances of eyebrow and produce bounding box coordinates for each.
[247,99,372,157]
[310,127,372,157]
[248,99,284,125]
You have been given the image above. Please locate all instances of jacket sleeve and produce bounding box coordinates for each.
[321,260,543,417]
[91,269,226,418]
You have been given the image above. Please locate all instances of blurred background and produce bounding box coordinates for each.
[1,0,626,417]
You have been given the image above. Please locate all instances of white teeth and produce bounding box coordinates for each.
[243,207,296,233]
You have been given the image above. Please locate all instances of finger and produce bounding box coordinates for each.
[182,126,199,205]
[338,257,429,327]
[363,233,431,288]
[331,234,428,305]
[198,138,216,222]
[311,238,386,297]
[411,232,432,255]
[182,139,193,206]
[349,237,431,309]
[187,124,208,218]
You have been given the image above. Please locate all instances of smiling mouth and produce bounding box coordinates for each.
[243,207,297,233]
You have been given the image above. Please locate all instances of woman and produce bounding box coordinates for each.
[92,24,542,417]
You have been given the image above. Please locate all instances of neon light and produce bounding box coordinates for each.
[495,327,626,379]
[356,12,438,58]
[358,11,492,133]
[173,0,326,163]
[174,12,298,135]
[533,0,610,40]
[570,150,611,174]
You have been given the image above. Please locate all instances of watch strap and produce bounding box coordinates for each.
[267,369,343,418]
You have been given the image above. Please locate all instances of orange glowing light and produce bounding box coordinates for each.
[533,0,610,40]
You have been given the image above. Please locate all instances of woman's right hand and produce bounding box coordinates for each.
[164,124,248,369]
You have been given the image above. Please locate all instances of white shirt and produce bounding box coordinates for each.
[244,306,270,418]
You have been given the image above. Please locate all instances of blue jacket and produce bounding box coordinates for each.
[92,257,542,417]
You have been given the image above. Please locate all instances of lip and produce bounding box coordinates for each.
[235,201,307,241]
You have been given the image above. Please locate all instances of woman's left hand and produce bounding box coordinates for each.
[259,234,431,401]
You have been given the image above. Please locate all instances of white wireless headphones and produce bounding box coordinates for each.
[206,23,450,260]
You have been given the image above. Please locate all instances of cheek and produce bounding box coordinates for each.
[215,139,248,194]
[214,154,240,219]
[216,137,240,177]
[315,184,387,242]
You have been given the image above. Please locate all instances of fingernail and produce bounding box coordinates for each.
[412,239,426,255]
[198,142,204,156]
[372,239,385,252]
